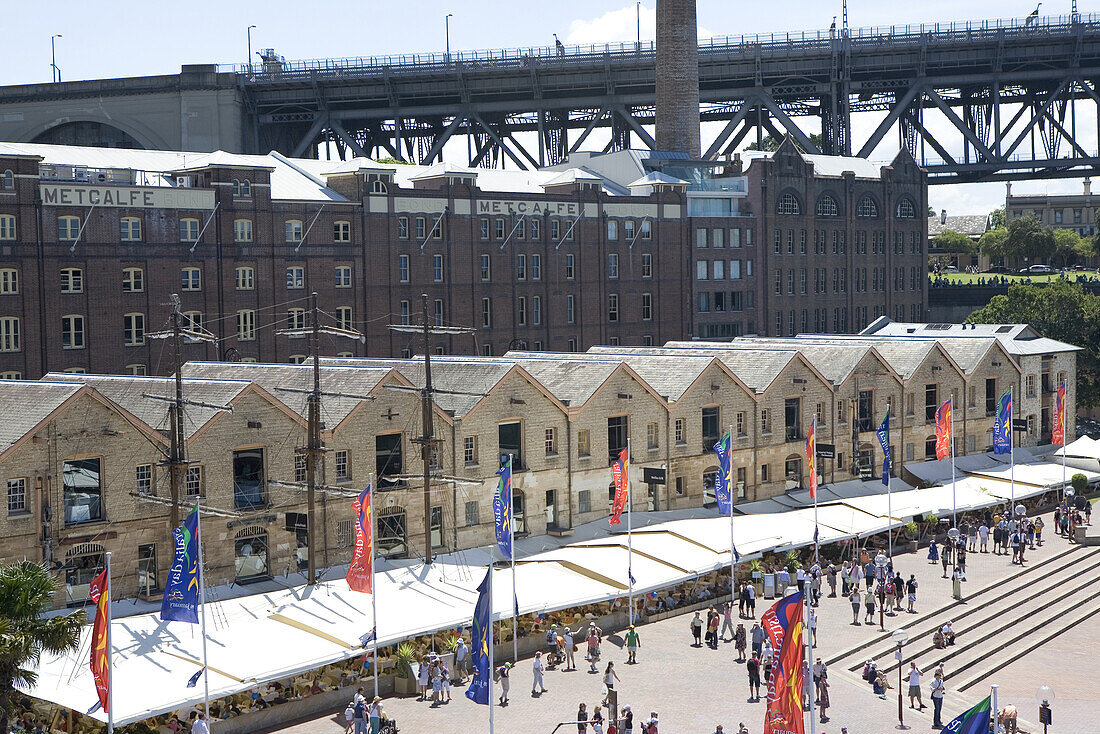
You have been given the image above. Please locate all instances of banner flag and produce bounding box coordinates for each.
[935,399,953,460]
[942,695,991,734]
[186,667,205,689]
[465,568,493,705]
[714,432,734,516]
[494,461,513,559]
[89,568,110,715]
[1053,382,1066,446]
[347,483,374,593]
[806,418,817,499]
[993,389,1013,455]
[160,505,200,624]
[761,591,805,734]
[610,447,630,525]
[876,410,892,487]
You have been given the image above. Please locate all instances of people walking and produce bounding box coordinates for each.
[927,538,939,565]
[624,625,640,664]
[532,651,548,696]
[577,702,588,733]
[746,583,756,617]
[907,662,925,710]
[691,612,704,647]
[864,586,876,624]
[906,574,918,613]
[497,662,511,705]
[930,670,946,728]
[454,637,469,683]
[601,662,620,706]
[750,622,765,657]
[827,561,838,597]
[818,677,830,723]
[746,652,762,701]
[979,522,989,553]
[734,623,747,661]
[721,601,735,641]
[564,626,577,671]
[951,566,963,601]
[849,587,862,625]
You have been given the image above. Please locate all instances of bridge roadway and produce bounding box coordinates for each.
[3,13,1100,182]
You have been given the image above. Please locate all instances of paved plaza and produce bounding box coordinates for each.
[267,510,1096,734]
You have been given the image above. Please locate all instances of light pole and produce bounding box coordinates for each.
[636,2,641,48]
[891,628,909,730]
[875,552,888,631]
[445,14,453,63]
[1037,685,1054,734]
[946,527,959,577]
[247,25,256,73]
[50,34,62,83]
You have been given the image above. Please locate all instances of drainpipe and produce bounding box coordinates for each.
[451,418,459,549]
[566,412,574,529]
[752,398,760,500]
[664,408,671,512]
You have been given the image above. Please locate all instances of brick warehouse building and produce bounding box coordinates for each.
[0,139,925,377]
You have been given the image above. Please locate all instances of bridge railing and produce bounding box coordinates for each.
[223,13,1099,82]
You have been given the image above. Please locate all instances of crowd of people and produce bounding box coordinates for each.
[928,270,1100,288]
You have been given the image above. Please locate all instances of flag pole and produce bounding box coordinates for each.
[727,425,736,605]
[370,473,379,700]
[886,405,893,561]
[196,498,210,725]
[489,550,496,734]
[1009,386,1015,514]
[991,684,999,734]
[626,438,633,626]
[950,396,957,529]
[812,414,819,564]
[509,453,517,664]
[806,587,816,734]
[1061,380,1068,503]
[105,550,114,734]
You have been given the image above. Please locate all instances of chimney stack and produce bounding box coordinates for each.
[656,0,701,158]
[1085,178,1092,195]
[941,209,947,225]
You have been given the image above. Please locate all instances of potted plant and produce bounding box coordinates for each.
[784,550,800,573]
[903,520,920,552]
[393,641,418,697]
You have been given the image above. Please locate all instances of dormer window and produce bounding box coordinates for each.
[370,180,388,194]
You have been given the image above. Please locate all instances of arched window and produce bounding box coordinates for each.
[895,198,916,218]
[234,527,270,583]
[856,195,879,218]
[815,194,839,217]
[777,192,801,215]
[370,179,388,194]
[239,179,251,197]
[231,179,240,196]
[513,490,527,536]
[702,465,720,505]
[784,454,803,491]
[925,435,938,460]
[378,508,408,557]
[65,543,105,606]
[2,170,13,190]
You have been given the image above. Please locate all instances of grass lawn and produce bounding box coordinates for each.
[930,271,1100,285]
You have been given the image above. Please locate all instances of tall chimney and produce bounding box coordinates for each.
[1085,178,1092,195]
[656,0,701,158]
[941,208,947,225]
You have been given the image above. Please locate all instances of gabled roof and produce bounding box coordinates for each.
[860,319,1081,356]
[506,354,667,410]
[658,343,827,393]
[928,214,989,237]
[541,168,602,187]
[627,171,689,187]
[727,338,899,387]
[43,372,254,441]
[579,349,752,403]
[0,380,83,456]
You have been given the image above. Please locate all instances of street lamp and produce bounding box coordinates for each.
[50,34,62,83]
[875,552,888,631]
[1037,685,1054,734]
[247,25,257,73]
[891,628,910,730]
[946,527,960,576]
[1015,503,1026,517]
[445,14,453,63]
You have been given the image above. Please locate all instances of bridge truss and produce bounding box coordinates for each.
[239,13,1100,183]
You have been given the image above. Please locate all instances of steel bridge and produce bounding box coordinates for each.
[230,13,1100,184]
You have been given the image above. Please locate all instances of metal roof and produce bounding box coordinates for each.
[0,380,82,454]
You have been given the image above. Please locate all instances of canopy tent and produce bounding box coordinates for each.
[27,453,1083,725]
[1051,436,1100,473]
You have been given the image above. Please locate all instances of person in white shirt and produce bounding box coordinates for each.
[531,651,547,695]
[907,662,925,710]
[929,670,946,727]
[978,523,990,553]
[189,713,210,734]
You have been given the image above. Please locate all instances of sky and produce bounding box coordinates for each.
[2,0,1095,217]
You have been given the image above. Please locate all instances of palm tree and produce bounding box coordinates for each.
[0,561,86,734]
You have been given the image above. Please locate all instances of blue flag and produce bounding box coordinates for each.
[876,410,891,487]
[465,568,493,706]
[359,628,376,648]
[731,544,740,562]
[186,667,205,689]
[494,460,513,560]
[713,432,733,515]
[161,504,200,623]
[942,695,991,734]
[993,389,1012,455]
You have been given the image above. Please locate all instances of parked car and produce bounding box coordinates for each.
[1018,265,1055,274]
[944,266,959,273]
[985,266,1010,274]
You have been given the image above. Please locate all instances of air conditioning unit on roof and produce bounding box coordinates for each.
[176,176,192,188]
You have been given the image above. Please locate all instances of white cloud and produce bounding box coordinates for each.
[565,4,714,45]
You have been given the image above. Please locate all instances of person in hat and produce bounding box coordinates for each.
[497,662,511,705]
[620,704,634,734]
[624,625,640,664]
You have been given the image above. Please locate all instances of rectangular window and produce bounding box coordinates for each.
[531,254,541,280]
[577,429,591,457]
[761,408,771,433]
[641,292,652,321]
[334,265,352,287]
[0,215,16,241]
[545,427,557,455]
[233,219,253,242]
[181,267,201,291]
[713,228,724,248]
[335,450,350,481]
[333,221,351,242]
[516,254,527,280]
[7,477,27,514]
[675,418,685,444]
[480,254,491,281]
[697,260,708,280]
[607,253,618,279]
[566,295,575,324]
[607,220,618,240]
[925,383,938,422]
[0,317,18,352]
[336,306,353,331]
[120,217,142,242]
[713,260,725,280]
[495,218,505,239]
[702,406,720,451]
[235,266,254,290]
[186,465,204,497]
[641,253,652,278]
[61,268,83,293]
[647,421,659,450]
[62,315,85,349]
[482,297,492,327]
[464,436,479,465]
[124,313,145,346]
[0,268,16,294]
[398,216,409,238]
[641,220,651,239]
[233,448,266,510]
[608,293,619,322]
[480,218,490,239]
[736,411,746,436]
[63,457,102,524]
[986,378,997,415]
[531,219,540,239]
[122,268,143,293]
[607,415,628,462]
[730,260,741,280]
[579,490,592,514]
[551,219,561,240]
[135,464,153,495]
[400,300,410,325]
[433,299,444,327]
[58,216,80,241]
[433,253,444,282]
[465,500,479,526]
[532,295,541,325]
[565,254,575,279]
[286,266,305,289]
[517,296,527,326]
[413,217,425,240]
[624,220,635,241]
[236,310,256,341]
[697,228,708,248]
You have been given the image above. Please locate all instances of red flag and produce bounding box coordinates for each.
[935,399,952,460]
[610,447,629,526]
[88,568,110,714]
[346,486,374,593]
[805,418,817,499]
[762,592,805,734]
[1053,382,1066,446]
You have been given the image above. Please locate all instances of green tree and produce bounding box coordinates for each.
[1052,228,1085,267]
[989,207,1006,229]
[967,281,1100,408]
[0,562,85,734]
[931,230,978,253]
[978,227,1009,259]
[1004,215,1055,264]
[744,133,824,153]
